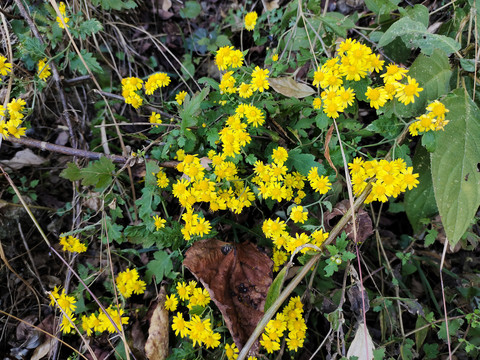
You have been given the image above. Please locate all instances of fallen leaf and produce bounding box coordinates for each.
[0,149,47,170]
[31,338,54,360]
[161,0,172,11]
[324,200,373,243]
[346,323,375,360]
[183,239,273,350]
[264,0,280,11]
[145,287,169,360]
[269,77,315,98]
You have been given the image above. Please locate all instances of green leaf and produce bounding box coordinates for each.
[179,87,209,134]
[136,161,161,221]
[318,13,355,38]
[286,148,323,176]
[400,338,414,360]
[91,0,137,10]
[423,343,439,360]
[364,0,399,15]
[379,17,461,56]
[365,114,402,139]
[405,144,438,232]
[424,228,438,247]
[385,50,452,118]
[180,1,202,19]
[265,266,288,312]
[373,347,386,360]
[81,157,115,188]
[69,50,103,75]
[60,162,82,181]
[431,89,480,247]
[78,19,103,40]
[415,315,430,350]
[145,250,174,284]
[437,318,464,341]
[404,4,429,27]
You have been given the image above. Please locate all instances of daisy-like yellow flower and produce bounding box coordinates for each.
[59,235,87,253]
[237,83,253,98]
[395,76,423,105]
[272,53,279,62]
[153,215,166,230]
[7,98,26,113]
[116,268,146,298]
[172,312,189,338]
[0,55,12,76]
[251,66,269,92]
[149,112,162,127]
[272,146,288,164]
[165,294,179,311]
[312,97,322,109]
[381,64,408,83]
[244,11,258,31]
[37,58,51,80]
[290,206,308,224]
[365,86,388,109]
[56,2,69,29]
[176,91,187,105]
[225,343,239,360]
[426,100,449,119]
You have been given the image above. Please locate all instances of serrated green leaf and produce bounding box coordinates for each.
[70,49,103,75]
[136,160,161,221]
[60,162,82,181]
[318,13,355,38]
[373,347,386,360]
[286,148,323,176]
[80,157,115,188]
[423,343,439,360]
[78,19,103,40]
[431,89,480,247]
[145,250,173,284]
[405,145,438,232]
[437,318,464,340]
[384,50,452,118]
[265,266,288,312]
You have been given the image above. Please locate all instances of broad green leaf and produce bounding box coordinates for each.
[431,89,480,247]
[180,1,202,19]
[385,50,452,118]
[286,148,323,176]
[91,0,136,10]
[437,318,464,340]
[264,266,288,312]
[145,250,174,284]
[318,13,355,38]
[179,87,209,134]
[60,162,82,181]
[401,4,429,27]
[378,17,461,56]
[136,160,161,221]
[364,0,400,15]
[405,144,438,232]
[415,315,429,351]
[80,157,115,188]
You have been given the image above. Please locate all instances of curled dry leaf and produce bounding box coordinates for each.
[268,77,315,99]
[145,286,169,360]
[346,323,375,360]
[0,148,47,170]
[183,239,273,350]
[324,200,373,243]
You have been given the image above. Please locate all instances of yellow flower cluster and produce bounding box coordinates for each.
[409,100,450,135]
[59,234,87,253]
[115,268,146,298]
[145,72,171,95]
[263,217,329,270]
[0,98,27,139]
[260,296,307,353]
[252,147,309,204]
[219,114,252,157]
[81,306,129,335]
[56,2,69,29]
[49,286,77,334]
[311,39,423,118]
[169,281,220,349]
[156,169,170,189]
[244,11,258,31]
[121,77,144,109]
[0,55,12,76]
[348,157,419,203]
[37,58,51,80]
[215,46,244,71]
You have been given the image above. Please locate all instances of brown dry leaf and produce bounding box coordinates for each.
[324,124,338,177]
[160,0,172,11]
[145,286,169,360]
[264,0,280,11]
[324,200,373,243]
[183,239,273,350]
[346,323,375,360]
[30,338,54,360]
[0,149,47,170]
[269,77,315,99]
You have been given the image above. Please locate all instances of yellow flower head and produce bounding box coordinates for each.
[244,11,258,31]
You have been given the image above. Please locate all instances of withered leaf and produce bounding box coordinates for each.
[268,77,315,98]
[324,200,373,243]
[145,287,169,360]
[183,239,273,350]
